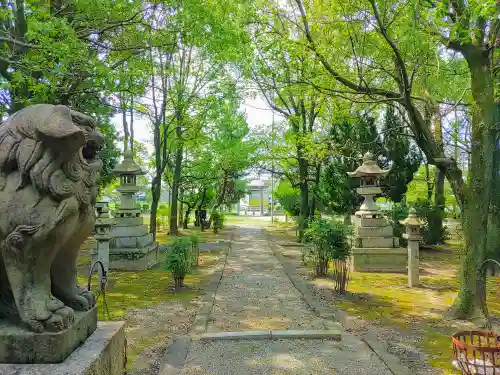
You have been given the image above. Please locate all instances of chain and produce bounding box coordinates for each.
[477,258,500,329]
[87,260,111,320]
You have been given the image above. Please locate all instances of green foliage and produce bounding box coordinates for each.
[384,204,409,247]
[380,106,421,202]
[303,219,352,276]
[211,211,225,232]
[275,180,300,217]
[413,199,449,245]
[142,204,150,211]
[163,238,194,283]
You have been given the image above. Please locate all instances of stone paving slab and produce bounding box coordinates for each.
[179,338,392,375]
[206,230,327,333]
[163,228,394,375]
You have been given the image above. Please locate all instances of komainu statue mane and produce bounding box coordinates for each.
[0,104,102,333]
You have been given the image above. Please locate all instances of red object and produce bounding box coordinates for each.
[452,331,500,374]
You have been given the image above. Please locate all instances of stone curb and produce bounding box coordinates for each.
[158,335,192,375]
[268,235,413,375]
[197,329,342,341]
[361,333,413,375]
[267,237,339,324]
[192,233,233,334]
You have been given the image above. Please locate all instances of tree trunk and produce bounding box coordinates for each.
[178,190,184,228]
[150,176,161,240]
[310,164,321,218]
[434,167,445,234]
[297,145,309,242]
[449,53,498,319]
[169,128,183,235]
[120,96,130,152]
[425,163,433,200]
[433,109,445,235]
[183,206,192,229]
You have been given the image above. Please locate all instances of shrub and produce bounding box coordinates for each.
[164,237,193,290]
[303,219,352,280]
[211,211,225,233]
[189,234,200,266]
[413,198,449,245]
[385,203,408,247]
[142,203,150,211]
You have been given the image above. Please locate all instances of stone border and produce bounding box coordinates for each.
[199,329,341,341]
[158,335,192,375]
[191,232,233,335]
[158,233,233,375]
[267,235,412,375]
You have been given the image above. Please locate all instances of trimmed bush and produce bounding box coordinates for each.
[164,237,194,290]
[211,211,225,233]
[303,219,352,283]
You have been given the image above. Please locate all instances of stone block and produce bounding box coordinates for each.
[112,217,143,226]
[360,237,397,248]
[136,233,154,248]
[0,308,97,364]
[270,330,341,340]
[351,247,407,273]
[200,331,271,340]
[108,244,160,270]
[113,236,137,248]
[111,225,147,238]
[356,226,393,237]
[353,217,388,227]
[0,321,126,375]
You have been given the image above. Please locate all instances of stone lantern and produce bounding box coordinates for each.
[347,152,389,219]
[107,151,159,270]
[347,152,407,273]
[113,150,144,219]
[93,202,115,273]
[400,208,424,287]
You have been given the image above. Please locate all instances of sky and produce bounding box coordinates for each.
[111,95,283,155]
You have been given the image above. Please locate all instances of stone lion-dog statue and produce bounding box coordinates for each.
[0,104,102,333]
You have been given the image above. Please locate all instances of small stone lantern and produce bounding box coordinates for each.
[94,202,115,273]
[400,208,424,287]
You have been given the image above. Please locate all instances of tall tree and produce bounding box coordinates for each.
[281,0,499,318]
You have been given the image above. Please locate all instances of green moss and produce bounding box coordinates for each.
[78,248,225,366]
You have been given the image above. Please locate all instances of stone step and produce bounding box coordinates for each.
[352,216,388,227]
[356,226,393,237]
[197,330,342,341]
[359,236,399,248]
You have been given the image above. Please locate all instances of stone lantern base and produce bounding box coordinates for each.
[91,215,159,271]
[351,247,407,273]
[351,215,407,273]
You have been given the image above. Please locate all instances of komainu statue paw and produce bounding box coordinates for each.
[23,312,65,333]
[63,288,96,311]
[54,306,75,329]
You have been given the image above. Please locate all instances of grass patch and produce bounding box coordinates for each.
[77,245,227,370]
[267,225,499,374]
[332,246,499,374]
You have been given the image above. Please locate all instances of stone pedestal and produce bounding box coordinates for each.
[0,321,126,375]
[0,308,97,364]
[348,153,407,273]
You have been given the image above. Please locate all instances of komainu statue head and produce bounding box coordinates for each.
[0,104,103,333]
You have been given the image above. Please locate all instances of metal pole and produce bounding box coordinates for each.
[271,112,275,223]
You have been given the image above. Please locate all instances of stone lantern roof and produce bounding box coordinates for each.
[112,150,145,176]
[347,152,389,178]
[399,208,424,226]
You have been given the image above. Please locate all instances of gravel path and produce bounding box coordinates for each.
[174,227,394,375]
